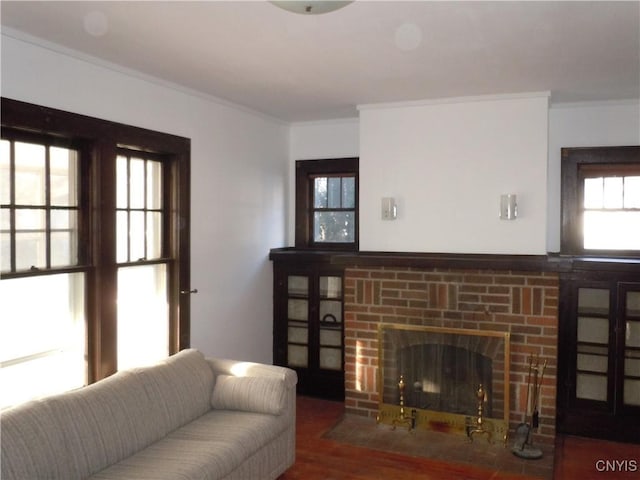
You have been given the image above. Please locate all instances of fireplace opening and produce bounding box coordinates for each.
[396,344,493,417]
[378,324,510,439]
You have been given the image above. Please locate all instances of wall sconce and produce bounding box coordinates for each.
[499,194,518,220]
[381,197,397,220]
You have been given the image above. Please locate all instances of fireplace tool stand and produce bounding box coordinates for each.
[391,375,415,432]
[512,355,547,459]
[468,383,492,443]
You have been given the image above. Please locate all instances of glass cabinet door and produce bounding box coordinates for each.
[287,275,309,368]
[623,289,640,407]
[285,274,344,371]
[576,288,611,402]
[318,276,343,371]
[274,263,345,400]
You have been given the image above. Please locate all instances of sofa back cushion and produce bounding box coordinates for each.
[0,349,215,480]
[134,348,215,435]
[1,396,75,479]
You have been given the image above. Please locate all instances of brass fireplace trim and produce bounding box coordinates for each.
[376,323,511,441]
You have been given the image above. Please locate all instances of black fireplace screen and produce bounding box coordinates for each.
[396,343,493,417]
[379,324,510,429]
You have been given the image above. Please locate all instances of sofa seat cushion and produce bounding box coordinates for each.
[88,410,290,480]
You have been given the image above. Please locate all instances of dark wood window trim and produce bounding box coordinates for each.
[295,157,359,251]
[1,97,191,383]
[561,146,640,257]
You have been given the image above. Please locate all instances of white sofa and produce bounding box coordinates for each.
[1,349,297,479]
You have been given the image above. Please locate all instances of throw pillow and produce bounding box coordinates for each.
[211,375,286,415]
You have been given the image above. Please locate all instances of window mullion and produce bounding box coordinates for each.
[126,155,131,263]
[45,145,51,269]
[143,159,148,261]
[9,140,16,272]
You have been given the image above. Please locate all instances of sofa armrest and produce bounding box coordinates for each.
[205,358,297,389]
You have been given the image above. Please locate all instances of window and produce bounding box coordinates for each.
[295,158,358,250]
[1,98,191,409]
[561,146,640,255]
[1,133,86,407]
[116,151,170,371]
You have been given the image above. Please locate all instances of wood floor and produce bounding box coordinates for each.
[281,395,639,480]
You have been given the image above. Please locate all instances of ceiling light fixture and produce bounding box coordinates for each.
[270,1,353,15]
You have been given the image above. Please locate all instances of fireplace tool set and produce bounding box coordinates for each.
[512,355,547,459]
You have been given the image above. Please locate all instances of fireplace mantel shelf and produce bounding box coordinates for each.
[269,248,640,273]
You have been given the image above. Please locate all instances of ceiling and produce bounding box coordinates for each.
[1,1,639,122]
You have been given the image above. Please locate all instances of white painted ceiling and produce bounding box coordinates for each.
[1,1,639,122]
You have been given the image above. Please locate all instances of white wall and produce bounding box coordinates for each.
[547,100,640,252]
[287,119,360,245]
[358,93,550,254]
[1,33,289,364]
[286,99,640,255]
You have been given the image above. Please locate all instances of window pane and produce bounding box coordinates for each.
[578,288,609,314]
[15,142,46,205]
[626,321,640,348]
[16,230,46,270]
[320,329,342,347]
[116,155,128,208]
[130,210,145,261]
[626,357,640,377]
[1,233,10,272]
[342,176,355,208]
[576,373,607,401]
[288,326,308,343]
[117,211,129,263]
[288,299,308,321]
[584,211,640,250]
[577,353,608,373]
[51,209,78,267]
[624,176,640,208]
[578,317,609,344]
[15,207,45,230]
[147,212,162,259]
[147,161,162,209]
[50,147,77,207]
[320,299,342,323]
[1,140,9,204]
[624,379,640,406]
[130,158,145,209]
[314,211,355,243]
[627,291,640,317]
[327,177,341,208]
[0,204,11,272]
[584,177,603,209]
[15,206,47,269]
[0,273,86,409]
[319,347,341,370]
[288,275,308,296]
[603,177,623,209]
[117,264,168,370]
[314,177,327,208]
[288,345,308,367]
[320,276,342,298]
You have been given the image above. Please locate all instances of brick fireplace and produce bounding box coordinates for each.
[343,264,559,444]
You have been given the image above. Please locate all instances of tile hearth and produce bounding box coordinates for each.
[324,414,554,480]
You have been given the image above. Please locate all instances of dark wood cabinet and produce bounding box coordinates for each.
[272,253,345,400]
[557,269,640,443]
